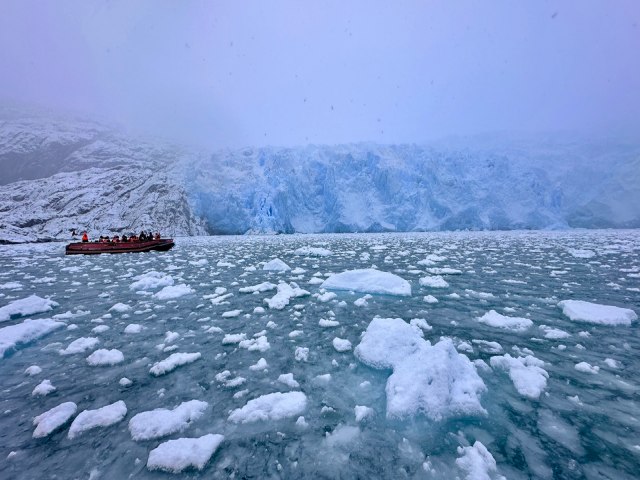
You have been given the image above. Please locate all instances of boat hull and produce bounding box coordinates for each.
[65,239,175,255]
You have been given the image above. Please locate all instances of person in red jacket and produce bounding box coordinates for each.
[81,231,88,242]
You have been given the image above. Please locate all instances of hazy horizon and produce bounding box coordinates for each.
[1,1,639,150]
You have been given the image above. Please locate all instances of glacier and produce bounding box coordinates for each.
[1,110,639,242]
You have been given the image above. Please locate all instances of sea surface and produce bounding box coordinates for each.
[0,230,639,479]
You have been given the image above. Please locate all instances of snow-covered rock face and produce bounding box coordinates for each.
[1,112,639,242]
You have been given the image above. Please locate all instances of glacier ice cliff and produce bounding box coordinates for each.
[1,111,639,242]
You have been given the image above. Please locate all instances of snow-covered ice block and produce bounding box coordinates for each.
[263,258,290,271]
[354,405,374,422]
[239,282,277,293]
[129,271,174,291]
[539,325,570,339]
[25,365,42,376]
[490,354,548,399]
[109,302,130,313]
[124,323,142,333]
[321,269,411,297]
[419,276,449,288]
[355,317,486,420]
[557,300,637,325]
[150,352,201,376]
[228,392,307,423]
[86,348,124,366]
[0,319,64,358]
[147,434,224,473]
[60,337,99,355]
[33,402,77,438]
[575,362,599,374]
[476,310,532,332]
[153,284,195,300]
[32,379,56,396]
[264,282,310,310]
[278,373,300,388]
[68,400,127,439]
[249,358,268,370]
[0,295,58,322]
[239,336,270,352]
[129,400,208,440]
[332,337,352,352]
[456,441,501,480]
[294,246,333,257]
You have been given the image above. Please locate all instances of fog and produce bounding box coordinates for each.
[1,1,638,149]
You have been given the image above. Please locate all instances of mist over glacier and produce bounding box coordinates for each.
[1,113,639,243]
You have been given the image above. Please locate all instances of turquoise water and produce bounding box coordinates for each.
[0,230,638,479]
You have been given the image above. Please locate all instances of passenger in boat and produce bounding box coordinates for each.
[82,231,88,243]
[112,235,120,242]
[139,231,147,241]
[121,234,128,242]
[154,232,161,240]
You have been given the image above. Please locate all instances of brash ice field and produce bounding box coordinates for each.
[0,230,638,479]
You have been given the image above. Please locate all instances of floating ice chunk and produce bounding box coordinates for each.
[228,392,307,423]
[278,373,300,388]
[86,349,124,366]
[92,325,109,334]
[109,303,131,313]
[291,267,306,275]
[222,333,246,344]
[119,377,132,387]
[221,309,242,318]
[316,291,337,302]
[419,276,449,288]
[457,341,473,353]
[557,300,637,325]
[319,318,340,327]
[295,347,309,362]
[33,402,77,438]
[153,284,195,300]
[150,352,201,376]
[354,405,374,422]
[471,340,503,354]
[239,282,278,293]
[332,337,352,352]
[253,306,265,314]
[294,246,333,257]
[423,295,438,303]
[249,358,268,371]
[124,324,142,334]
[0,295,58,322]
[490,354,548,399]
[129,400,208,441]
[567,249,595,259]
[456,441,500,480]
[426,267,462,275]
[322,269,411,296]
[295,416,308,427]
[476,310,532,332]
[32,379,56,396]
[59,337,100,355]
[239,336,270,352]
[147,434,224,473]
[264,283,310,310]
[164,331,179,344]
[410,318,432,332]
[356,318,486,420]
[0,319,65,358]
[354,294,372,307]
[68,400,127,439]
[575,362,599,374]
[25,365,42,376]
[539,325,570,339]
[308,277,324,285]
[129,271,174,291]
[537,410,585,456]
[263,258,291,271]
[604,358,621,369]
[0,282,22,290]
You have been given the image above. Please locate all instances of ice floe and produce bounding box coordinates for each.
[355,317,486,420]
[129,400,208,440]
[321,269,411,296]
[228,392,307,423]
[294,246,333,257]
[33,402,77,438]
[490,354,548,399]
[0,295,58,322]
[557,300,637,325]
[147,434,224,473]
[153,284,195,300]
[456,441,502,480]
[32,379,56,396]
[264,282,310,310]
[59,337,99,355]
[86,348,124,366]
[476,310,532,332]
[263,258,290,271]
[150,352,201,376]
[129,271,174,291]
[0,318,65,358]
[419,276,449,288]
[68,400,127,439]
[332,337,352,352]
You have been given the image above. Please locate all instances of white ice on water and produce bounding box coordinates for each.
[557,300,637,325]
[68,401,127,439]
[146,434,224,473]
[228,392,308,423]
[321,269,411,296]
[0,318,64,358]
[128,400,208,440]
[476,310,532,332]
[149,352,201,376]
[0,295,58,322]
[32,402,77,438]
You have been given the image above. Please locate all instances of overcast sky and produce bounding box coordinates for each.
[1,1,639,148]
